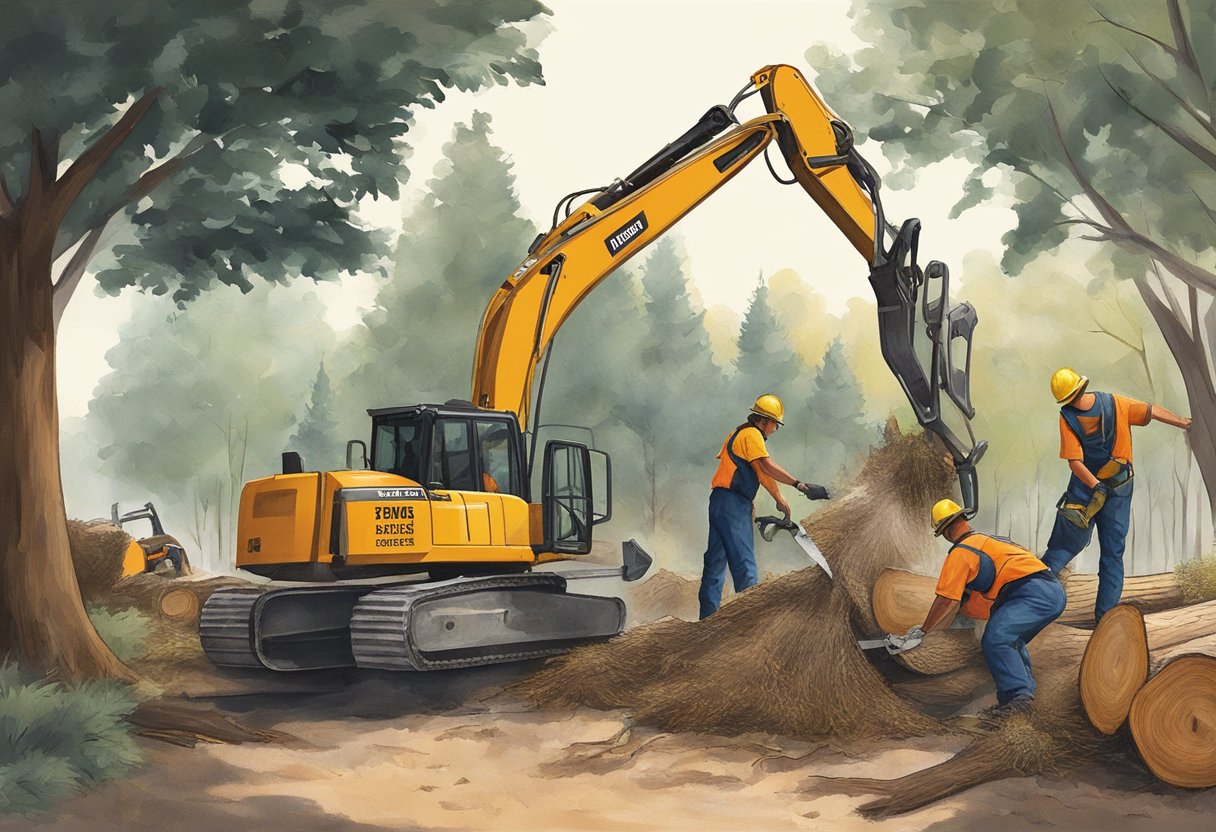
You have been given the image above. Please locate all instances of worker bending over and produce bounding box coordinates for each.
[896,499,1065,715]
[698,394,827,619]
[1042,369,1191,621]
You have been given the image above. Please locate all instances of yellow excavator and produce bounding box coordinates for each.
[200,64,986,672]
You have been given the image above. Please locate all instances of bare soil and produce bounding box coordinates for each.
[6,664,1216,832]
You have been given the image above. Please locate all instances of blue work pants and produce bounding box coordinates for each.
[981,576,1066,704]
[1042,488,1132,621]
[698,488,758,619]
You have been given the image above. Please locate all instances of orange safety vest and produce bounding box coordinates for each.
[948,533,1049,620]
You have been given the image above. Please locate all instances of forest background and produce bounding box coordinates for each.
[54,0,1214,582]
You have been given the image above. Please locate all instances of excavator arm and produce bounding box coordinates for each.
[471,64,986,514]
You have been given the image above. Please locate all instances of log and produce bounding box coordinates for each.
[873,567,1189,633]
[1061,572,1185,622]
[836,601,1216,816]
[157,587,201,622]
[1079,604,1148,734]
[1128,653,1216,788]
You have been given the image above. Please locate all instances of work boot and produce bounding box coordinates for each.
[977,695,1034,724]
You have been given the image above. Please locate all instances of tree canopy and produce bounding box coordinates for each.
[1,0,548,309]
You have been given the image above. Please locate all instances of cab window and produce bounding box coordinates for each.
[372,415,425,481]
[476,420,518,497]
[429,419,476,491]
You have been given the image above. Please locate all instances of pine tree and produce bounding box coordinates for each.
[734,273,813,462]
[803,338,878,490]
[290,362,340,472]
[611,239,725,538]
[336,112,539,434]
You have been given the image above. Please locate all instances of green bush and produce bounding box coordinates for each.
[86,606,151,664]
[0,663,144,814]
[1175,543,1216,602]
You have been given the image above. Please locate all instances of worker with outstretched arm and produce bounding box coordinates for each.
[889,499,1065,716]
[1041,369,1191,621]
[698,394,828,619]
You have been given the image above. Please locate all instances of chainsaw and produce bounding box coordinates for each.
[755,515,833,578]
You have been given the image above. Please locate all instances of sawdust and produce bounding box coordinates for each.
[512,424,957,744]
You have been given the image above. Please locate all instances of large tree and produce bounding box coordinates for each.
[0,0,547,680]
[808,0,1216,520]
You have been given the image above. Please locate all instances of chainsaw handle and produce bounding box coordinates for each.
[756,515,798,542]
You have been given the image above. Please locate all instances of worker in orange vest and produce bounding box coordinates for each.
[1042,369,1191,620]
[698,394,827,618]
[893,499,1064,716]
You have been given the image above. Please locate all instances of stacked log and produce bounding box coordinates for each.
[1080,601,1216,788]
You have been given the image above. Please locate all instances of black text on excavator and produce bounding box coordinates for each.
[200,64,986,673]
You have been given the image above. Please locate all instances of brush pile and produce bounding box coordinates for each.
[513,421,953,743]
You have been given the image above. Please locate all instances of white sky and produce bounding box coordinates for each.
[56,0,1015,419]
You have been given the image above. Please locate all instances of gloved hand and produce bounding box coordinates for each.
[796,481,830,501]
[1083,482,1110,524]
[885,626,926,655]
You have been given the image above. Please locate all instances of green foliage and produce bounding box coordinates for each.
[801,339,878,490]
[810,0,1215,277]
[3,0,549,302]
[1175,544,1216,601]
[86,606,151,664]
[335,112,540,432]
[84,282,336,570]
[0,663,143,815]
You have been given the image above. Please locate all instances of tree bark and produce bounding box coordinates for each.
[0,172,135,682]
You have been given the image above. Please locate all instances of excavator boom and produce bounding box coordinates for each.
[471,64,985,514]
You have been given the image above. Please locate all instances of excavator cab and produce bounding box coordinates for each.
[365,401,605,555]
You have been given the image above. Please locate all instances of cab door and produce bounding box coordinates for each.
[541,440,593,555]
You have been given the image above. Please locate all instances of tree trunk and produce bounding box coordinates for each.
[1134,275,1216,525]
[0,212,134,683]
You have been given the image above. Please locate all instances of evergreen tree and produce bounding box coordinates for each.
[336,112,539,435]
[802,338,878,490]
[734,273,812,461]
[289,362,340,472]
[611,239,726,542]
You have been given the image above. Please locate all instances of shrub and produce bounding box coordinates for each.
[86,606,151,664]
[1175,543,1216,602]
[0,663,144,814]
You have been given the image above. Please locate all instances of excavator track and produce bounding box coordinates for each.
[200,574,626,672]
[198,587,267,668]
[351,573,626,671]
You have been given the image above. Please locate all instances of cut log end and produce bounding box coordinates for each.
[1080,603,1148,735]
[1128,654,1216,788]
[157,587,201,622]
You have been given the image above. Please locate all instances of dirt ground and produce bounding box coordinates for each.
[6,661,1216,832]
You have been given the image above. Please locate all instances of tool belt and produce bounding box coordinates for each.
[1099,460,1134,490]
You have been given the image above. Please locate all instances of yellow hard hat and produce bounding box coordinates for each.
[931,498,966,537]
[1051,368,1088,405]
[751,394,785,425]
